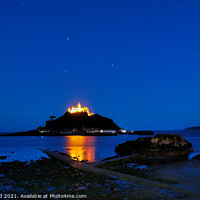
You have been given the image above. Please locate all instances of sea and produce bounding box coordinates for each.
[0,130,200,163]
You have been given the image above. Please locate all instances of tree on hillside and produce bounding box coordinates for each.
[50,116,56,121]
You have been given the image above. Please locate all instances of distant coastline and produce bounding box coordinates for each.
[0,130,154,137]
[185,126,200,130]
[0,130,117,137]
[0,132,14,135]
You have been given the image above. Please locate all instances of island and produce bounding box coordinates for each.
[3,103,154,136]
[185,126,200,130]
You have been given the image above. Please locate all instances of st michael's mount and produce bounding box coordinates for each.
[8,103,154,136]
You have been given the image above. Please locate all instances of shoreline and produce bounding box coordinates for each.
[0,130,154,137]
[148,159,200,193]
[1,133,200,198]
[1,153,199,199]
[0,133,153,137]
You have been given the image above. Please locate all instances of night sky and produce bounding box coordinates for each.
[1,0,200,132]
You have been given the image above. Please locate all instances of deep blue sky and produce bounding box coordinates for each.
[1,0,200,132]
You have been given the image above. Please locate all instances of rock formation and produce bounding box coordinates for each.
[115,134,193,160]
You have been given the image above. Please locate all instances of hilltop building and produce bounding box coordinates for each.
[68,103,94,116]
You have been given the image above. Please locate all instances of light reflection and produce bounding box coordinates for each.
[64,136,96,163]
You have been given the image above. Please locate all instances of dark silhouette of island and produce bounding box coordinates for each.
[2,102,154,136]
[185,126,200,130]
[5,111,121,136]
[45,112,119,130]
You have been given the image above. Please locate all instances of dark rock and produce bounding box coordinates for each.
[115,134,193,157]
[192,154,200,160]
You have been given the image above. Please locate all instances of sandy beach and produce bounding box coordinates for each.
[149,160,200,194]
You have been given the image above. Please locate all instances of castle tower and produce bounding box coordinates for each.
[68,103,94,116]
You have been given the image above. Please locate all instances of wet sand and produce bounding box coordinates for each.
[148,160,200,194]
[43,150,200,199]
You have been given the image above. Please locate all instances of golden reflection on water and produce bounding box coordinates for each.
[64,136,96,163]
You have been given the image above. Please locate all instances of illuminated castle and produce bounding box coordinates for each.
[68,103,94,116]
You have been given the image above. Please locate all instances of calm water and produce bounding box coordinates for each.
[0,130,200,163]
